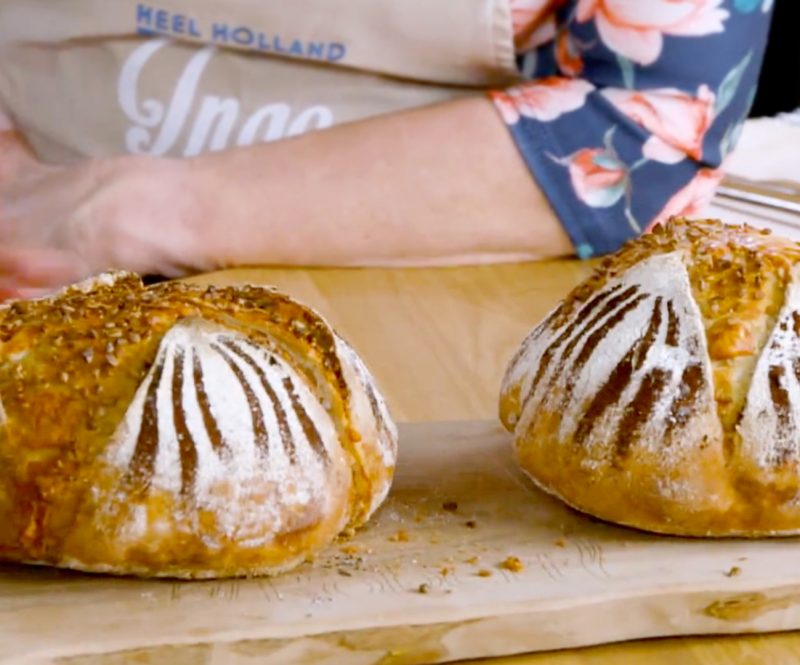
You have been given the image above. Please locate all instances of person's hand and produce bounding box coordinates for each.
[0,138,211,300]
[0,96,572,297]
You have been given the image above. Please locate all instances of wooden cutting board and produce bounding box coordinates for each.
[3,420,800,665]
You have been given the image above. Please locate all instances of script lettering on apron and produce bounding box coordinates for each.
[117,39,334,157]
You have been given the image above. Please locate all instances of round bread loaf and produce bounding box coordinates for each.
[0,273,397,577]
[500,218,800,536]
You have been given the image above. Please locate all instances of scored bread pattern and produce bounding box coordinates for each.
[104,318,345,542]
[500,221,800,535]
[739,263,800,468]
[0,272,399,577]
[332,334,399,516]
[508,252,721,464]
[334,335,398,463]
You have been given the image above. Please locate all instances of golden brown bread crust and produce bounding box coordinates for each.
[0,273,397,577]
[500,218,800,536]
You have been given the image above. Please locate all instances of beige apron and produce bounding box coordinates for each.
[0,0,520,163]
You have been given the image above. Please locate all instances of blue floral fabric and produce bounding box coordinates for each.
[491,0,775,258]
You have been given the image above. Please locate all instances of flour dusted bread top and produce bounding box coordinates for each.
[500,219,800,536]
[0,273,397,578]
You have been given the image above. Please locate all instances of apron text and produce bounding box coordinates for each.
[118,39,335,157]
[136,4,347,62]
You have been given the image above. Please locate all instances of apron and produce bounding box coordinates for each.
[0,0,520,163]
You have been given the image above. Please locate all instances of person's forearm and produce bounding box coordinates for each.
[188,96,573,268]
[0,96,575,299]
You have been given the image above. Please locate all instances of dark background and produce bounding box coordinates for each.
[750,0,800,116]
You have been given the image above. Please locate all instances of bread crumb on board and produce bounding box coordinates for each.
[417,583,430,594]
[725,566,742,578]
[388,529,410,543]
[500,556,524,573]
[477,569,493,578]
[442,501,459,512]
[465,556,480,565]
[465,520,477,529]
[554,538,566,548]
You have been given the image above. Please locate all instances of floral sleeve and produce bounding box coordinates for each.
[491,0,774,259]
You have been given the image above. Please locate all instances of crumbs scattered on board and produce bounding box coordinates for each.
[388,529,410,543]
[725,566,742,578]
[554,538,566,548]
[442,501,459,512]
[322,552,365,574]
[416,583,430,594]
[477,569,493,578]
[500,556,524,573]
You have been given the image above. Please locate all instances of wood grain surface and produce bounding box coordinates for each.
[186,261,594,423]
[2,260,798,664]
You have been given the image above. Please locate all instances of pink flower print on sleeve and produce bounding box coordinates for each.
[555,29,584,77]
[602,86,716,163]
[510,0,565,52]
[550,128,629,209]
[490,77,594,124]
[491,0,772,258]
[568,146,628,207]
[576,0,729,65]
[649,167,724,230]
[490,91,525,125]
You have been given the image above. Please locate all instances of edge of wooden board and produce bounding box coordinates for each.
[6,581,800,664]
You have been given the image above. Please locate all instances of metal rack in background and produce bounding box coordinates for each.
[717,174,800,218]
